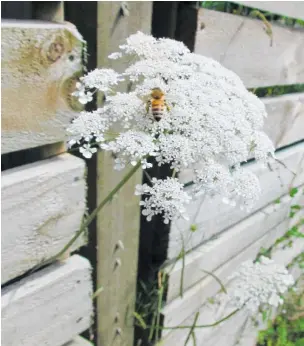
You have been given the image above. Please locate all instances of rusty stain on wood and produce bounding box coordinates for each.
[1,21,85,153]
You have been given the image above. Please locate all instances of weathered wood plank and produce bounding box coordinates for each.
[165,189,304,302]
[162,216,304,343]
[234,1,304,20]
[169,142,304,260]
[263,92,304,148]
[64,336,93,346]
[195,9,304,88]
[2,255,93,346]
[1,20,84,154]
[96,3,152,346]
[1,153,86,284]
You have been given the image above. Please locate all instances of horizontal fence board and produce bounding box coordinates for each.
[162,217,304,343]
[169,142,304,260]
[2,255,92,346]
[64,336,93,346]
[234,1,304,20]
[1,20,84,154]
[165,189,304,302]
[1,153,86,284]
[195,9,304,88]
[263,92,304,148]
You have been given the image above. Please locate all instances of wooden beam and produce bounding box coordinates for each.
[1,153,86,284]
[1,20,84,154]
[96,3,152,346]
[194,9,304,88]
[2,255,92,346]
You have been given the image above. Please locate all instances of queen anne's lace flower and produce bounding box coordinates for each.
[101,131,158,170]
[228,256,295,314]
[67,31,275,222]
[135,178,191,224]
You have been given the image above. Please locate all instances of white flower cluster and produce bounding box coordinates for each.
[228,256,295,314]
[67,31,275,222]
[135,178,191,224]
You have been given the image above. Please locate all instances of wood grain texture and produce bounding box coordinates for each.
[169,142,304,260]
[195,9,304,88]
[235,1,304,20]
[96,3,152,346]
[64,336,93,346]
[263,92,304,148]
[1,153,86,284]
[165,189,304,302]
[162,215,304,343]
[1,20,84,154]
[2,255,92,346]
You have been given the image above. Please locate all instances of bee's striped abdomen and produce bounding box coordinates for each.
[151,99,165,121]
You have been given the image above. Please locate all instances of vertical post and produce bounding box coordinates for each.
[96,3,152,346]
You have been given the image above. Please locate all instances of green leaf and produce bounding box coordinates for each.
[289,187,299,197]
[291,204,301,210]
[274,198,281,204]
[289,211,296,218]
[133,311,147,330]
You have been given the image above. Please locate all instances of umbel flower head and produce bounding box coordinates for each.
[227,256,295,314]
[67,32,275,223]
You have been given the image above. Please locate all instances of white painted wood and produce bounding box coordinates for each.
[64,336,93,346]
[1,153,86,284]
[2,255,93,346]
[263,92,304,148]
[169,142,304,259]
[162,219,304,343]
[165,189,304,302]
[195,9,304,88]
[1,20,84,154]
[234,1,304,20]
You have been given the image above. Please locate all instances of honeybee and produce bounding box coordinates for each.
[145,88,170,122]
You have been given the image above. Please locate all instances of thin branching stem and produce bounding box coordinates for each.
[184,312,199,345]
[140,308,240,331]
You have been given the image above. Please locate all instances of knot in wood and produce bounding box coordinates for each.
[47,36,65,62]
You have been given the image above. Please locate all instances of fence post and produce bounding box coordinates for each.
[95,3,152,346]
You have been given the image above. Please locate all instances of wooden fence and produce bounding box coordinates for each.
[2,2,304,346]
[1,2,94,346]
[1,2,153,346]
[158,2,304,346]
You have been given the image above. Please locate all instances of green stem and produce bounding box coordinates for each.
[200,269,227,294]
[184,312,199,345]
[155,281,164,341]
[138,308,239,331]
[31,161,141,272]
